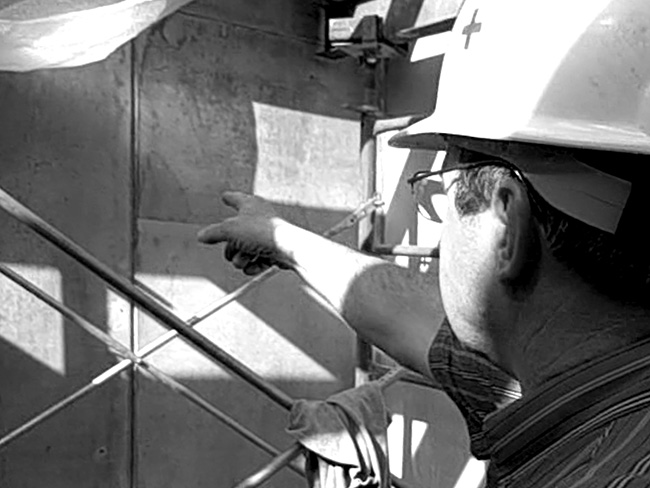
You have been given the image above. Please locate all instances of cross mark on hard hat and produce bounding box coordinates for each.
[462,9,482,49]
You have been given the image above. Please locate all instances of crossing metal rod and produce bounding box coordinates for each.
[0,381,98,449]
[233,443,305,488]
[0,264,137,363]
[137,362,304,477]
[0,188,387,481]
[133,193,383,359]
[0,253,405,487]
[0,193,381,449]
[0,275,274,449]
[234,442,413,488]
[233,442,414,488]
[0,264,302,476]
[0,188,382,411]
[0,187,296,410]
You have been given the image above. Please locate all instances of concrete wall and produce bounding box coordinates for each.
[0,1,477,487]
[0,50,133,487]
[132,2,365,486]
[0,1,362,486]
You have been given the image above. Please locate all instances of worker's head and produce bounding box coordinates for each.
[413,139,647,301]
[390,0,650,352]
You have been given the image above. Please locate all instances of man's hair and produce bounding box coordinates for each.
[453,147,650,304]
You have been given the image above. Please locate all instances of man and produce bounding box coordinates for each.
[198,0,650,485]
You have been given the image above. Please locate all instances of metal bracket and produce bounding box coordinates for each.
[318,14,408,63]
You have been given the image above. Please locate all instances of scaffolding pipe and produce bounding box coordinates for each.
[0,192,381,448]
[232,443,305,488]
[0,264,304,474]
[0,271,284,450]
[133,192,382,359]
[0,187,405,486]
[138,362,304,477]
[1,257,408,486]
[0,187,293,410]
[372,244,439,258]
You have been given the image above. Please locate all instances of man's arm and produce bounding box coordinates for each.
[197,191,444,377]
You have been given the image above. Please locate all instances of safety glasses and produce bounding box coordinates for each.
[407,159,528,223]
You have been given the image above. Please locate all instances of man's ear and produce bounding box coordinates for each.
[490,179,541,294]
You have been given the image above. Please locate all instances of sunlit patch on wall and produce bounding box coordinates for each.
[252,102,362,210]
[135,272,338,383]
[0,264,64,374]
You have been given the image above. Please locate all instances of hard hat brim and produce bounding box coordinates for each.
[388,112,650,155]
[388,119,633,235]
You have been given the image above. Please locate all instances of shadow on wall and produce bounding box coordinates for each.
[133,6,369,396]
[132,8,470,488]
[0,1,473,486]
[137,9,365,224]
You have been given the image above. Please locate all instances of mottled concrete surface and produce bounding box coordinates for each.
[0,48,133,487]
[0,1,474,487]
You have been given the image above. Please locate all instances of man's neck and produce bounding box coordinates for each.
[509,275,650,394]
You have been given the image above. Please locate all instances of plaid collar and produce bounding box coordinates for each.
[483,335,650,479]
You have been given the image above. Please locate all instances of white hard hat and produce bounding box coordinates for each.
[391,0,650,153]
[390,0,650,233]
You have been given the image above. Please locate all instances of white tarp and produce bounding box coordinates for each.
[0,0,194,72]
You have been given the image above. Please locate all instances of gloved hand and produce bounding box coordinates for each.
[197,191,294,276]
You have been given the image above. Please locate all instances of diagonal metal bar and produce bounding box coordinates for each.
[0,193,382,448]
[0,263,138,363]
[0,264,301,476]
[2,259,410,487]
[233,443,305,488]
[0,188,382,411]
[0,190,385,483]
[0,380,100,449]
[0,187,295,409]
[234,443,415,488]
[136,362,304,477]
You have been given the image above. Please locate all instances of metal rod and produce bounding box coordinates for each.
[0,189,398,486]
[0,193,381,447]
[371,244,439,258]
[0,188,381,412]
[0,381,98,449]
[135,193,383,359]
[0,187,295,410]
[0,264,138,363]
[137,362,304,476]
[2,257,406,486]
[0,268,278,449]
[356,112,379,387]
[0,266,298,467]
[234,439,415,488]
[232,443,304,488]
